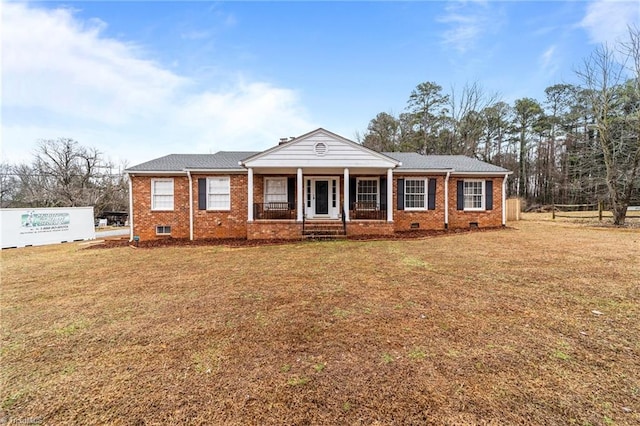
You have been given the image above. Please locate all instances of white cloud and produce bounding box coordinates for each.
[438,1,501,54]
[539,45,558,75]
[580,0,640,45]
[1,3,314,166]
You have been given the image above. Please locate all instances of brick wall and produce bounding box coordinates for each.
[131,175,190,241]
[132,172,505,241]
[347,221,394,236]
[447,177,504,228]
[192,174,248,239]
[247,220,303,240]
[392,175,446,231]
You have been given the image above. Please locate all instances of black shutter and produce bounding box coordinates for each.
[397,178,405,210]
[287,177,296,207]
[428,178,436,210]
[456,180,464,210]
[349,177,357,210]
[198,179,207,210]
[485,180,493,210]
[380,177,387,210]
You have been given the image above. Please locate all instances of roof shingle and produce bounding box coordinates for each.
[126,151,508,173]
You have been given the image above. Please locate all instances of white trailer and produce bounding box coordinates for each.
[1,207,96,249]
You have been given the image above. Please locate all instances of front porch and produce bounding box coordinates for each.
[248,169,394,223]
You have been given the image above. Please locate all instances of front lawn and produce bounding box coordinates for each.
[1,220,638,424]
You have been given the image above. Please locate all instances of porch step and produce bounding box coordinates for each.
[302,221,346,240]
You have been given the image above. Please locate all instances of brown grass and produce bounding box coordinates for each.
[2,217,639,425]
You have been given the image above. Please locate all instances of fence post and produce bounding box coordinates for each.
[552,204,555,220]
[598,201,603,221]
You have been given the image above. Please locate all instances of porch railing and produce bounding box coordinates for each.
[254,202,296,220]
[351,202,387,220]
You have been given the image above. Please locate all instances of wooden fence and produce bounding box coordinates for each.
[553,202,603,220]
[505,198,521,222]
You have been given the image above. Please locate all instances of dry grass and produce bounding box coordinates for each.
[1,218,639,425]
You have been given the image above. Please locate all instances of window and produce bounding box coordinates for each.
[332,179,337,208]
[356,178,378,209]
[264,178,287,205]
[156,225,171,235]
[464,180,484,210]
[207,177,230,210]
[151,179,174,211]
[405,179,427,210]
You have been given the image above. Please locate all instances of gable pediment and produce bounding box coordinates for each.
[241,128,399,169]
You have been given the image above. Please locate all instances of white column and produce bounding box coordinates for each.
[387,168,393,222]
[297,168,303,222]
[343,168,350,222]
[444,172,450,229]
[247,168,254,222]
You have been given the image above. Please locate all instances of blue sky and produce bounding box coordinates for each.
[2,0,639,166]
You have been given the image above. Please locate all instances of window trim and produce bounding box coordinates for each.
[404,178,428,211]
[151,178,174,211]
[463,179,485,211]
[263,177,288,206]
[206,176,231,211]
[156,225,171,235]
[356,177,379,210]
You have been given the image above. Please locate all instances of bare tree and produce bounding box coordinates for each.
[447,82,500,156]
[6,138,129,215]
[576,27,640,225]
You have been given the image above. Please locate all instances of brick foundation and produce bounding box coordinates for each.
[346,221,394,236]
[247,220,303,240]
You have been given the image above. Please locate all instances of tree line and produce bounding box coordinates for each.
[358,27,640,225]
[1,138,129,217]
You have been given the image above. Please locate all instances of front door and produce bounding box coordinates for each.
[305,177,339,219]
[315,180,329,215]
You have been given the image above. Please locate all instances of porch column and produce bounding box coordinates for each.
[297,168,303,222]
[247,168,254,222]
[343,168,350,222]
[387,168,393,222]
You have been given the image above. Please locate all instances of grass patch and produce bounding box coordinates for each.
[408,348,427,360]
[1,220,639,424]
[287,376,310,386]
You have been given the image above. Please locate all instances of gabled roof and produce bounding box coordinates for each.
[384,153,509,173]
[126,152,257,172]
[240,128,400,169]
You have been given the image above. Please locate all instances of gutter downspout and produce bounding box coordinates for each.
[127,173,134,242]
[502,173,508,227]
[444,171,451,229]
[187,170,194,241]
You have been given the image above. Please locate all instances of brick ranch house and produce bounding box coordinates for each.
[125,128,511,241]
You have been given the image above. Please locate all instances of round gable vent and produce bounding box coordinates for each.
[314,142,328,156]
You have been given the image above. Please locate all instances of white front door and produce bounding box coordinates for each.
[305,177,340,219]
